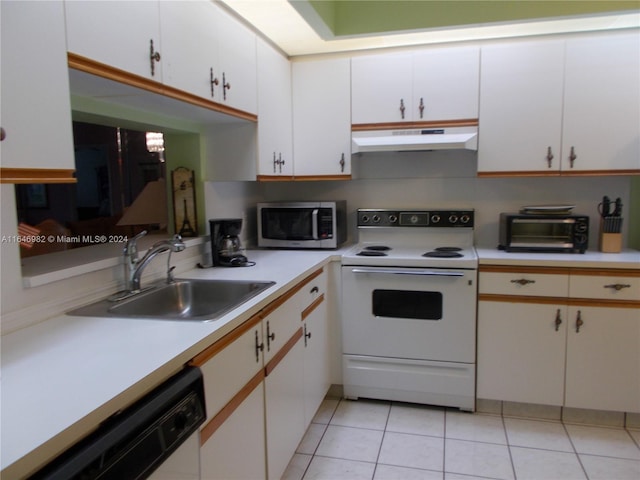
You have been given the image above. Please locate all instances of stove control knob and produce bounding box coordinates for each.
[372,214,381,223]
[460,214,471,224]
[388,214,398,224]
[449,214,459,224]
[361,214,370,224]
[409,215,419,224]
[431,214,440,224]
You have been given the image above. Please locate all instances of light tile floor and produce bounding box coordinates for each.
[283,398,640,480]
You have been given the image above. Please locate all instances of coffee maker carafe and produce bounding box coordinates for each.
[209,218,250,267]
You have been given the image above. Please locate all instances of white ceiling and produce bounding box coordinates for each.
[220,0,640,57]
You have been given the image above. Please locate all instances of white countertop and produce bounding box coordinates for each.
[0,249,340,478]
[476,247,640,269]
[2,246,638,477]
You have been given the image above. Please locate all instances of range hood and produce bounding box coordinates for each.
[352,126,478,153]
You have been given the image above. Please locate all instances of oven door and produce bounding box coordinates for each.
[341,266,477,363]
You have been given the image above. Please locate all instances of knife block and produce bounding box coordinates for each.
[599,221,622,253]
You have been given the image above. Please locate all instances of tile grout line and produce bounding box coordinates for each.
[301,398,341,480]
[561,421,590,480]
[371,400,393,479]
[502,414,518,480]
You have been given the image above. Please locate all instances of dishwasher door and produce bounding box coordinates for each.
[29,366,205,480]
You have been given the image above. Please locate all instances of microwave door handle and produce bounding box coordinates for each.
[351,268,465,277]
[312,209,319,239]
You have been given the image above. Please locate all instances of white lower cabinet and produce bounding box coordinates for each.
[477,301,567,406]
[477,266,640,413]
[194,267,330,479]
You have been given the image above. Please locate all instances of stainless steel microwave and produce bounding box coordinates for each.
[258,201,347,249]
[498,213,589,253]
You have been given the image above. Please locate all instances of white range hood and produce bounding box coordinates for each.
[352,126,478,153]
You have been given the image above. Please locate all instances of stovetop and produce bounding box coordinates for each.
[342,208,478,269]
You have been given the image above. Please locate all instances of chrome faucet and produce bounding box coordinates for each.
[123,231,186,292]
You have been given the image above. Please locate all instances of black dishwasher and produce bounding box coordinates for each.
[29,366,206,480]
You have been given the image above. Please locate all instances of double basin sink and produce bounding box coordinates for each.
[68,279,275,321]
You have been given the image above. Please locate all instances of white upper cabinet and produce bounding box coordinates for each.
[1,0,75,175]
[65,1,163,80]
[351,46,480,124]
[292,58,352,177]
[257,38,293,177]
[478,31,640,175]
[216,5,257,114]
[562,32,640,172]
[478,39,565,174]
[159,1,220,100]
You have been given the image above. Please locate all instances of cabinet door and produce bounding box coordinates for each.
[292,58,352,177]
[257,39,293,177]
[216,5,257,114]
[565,306,640,412]
[478,39,565,173]
[265,335,305,480]
[1,0,74,172]
[65,1,162,80]
[159,0,219,100]
[303,295,330,426]
[562,32,640,172]
[200,384,266,480]
[351,53,413,124]
[477,301,567,405]
[412,46,480,121]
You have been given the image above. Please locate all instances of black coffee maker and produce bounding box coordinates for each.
[209,218,250,267]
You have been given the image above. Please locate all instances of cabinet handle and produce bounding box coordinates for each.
[604,283,631,291]
[399,99,405,119]
[222,72,231,100]
[419,97,425,119]
[273,152,277,173]
[255,330,264,362]
[546,146,554,168]
[575,310,584,333]
[0,127,5,141]
[339,153,345,172]
[554,309,562,331]
[149,39,161,77]
[310,286,319,294]
[569,146,577,168]
[304,324,311,346]
[511,278,536,286]
[210,68,219,97]
[266,321,275,351]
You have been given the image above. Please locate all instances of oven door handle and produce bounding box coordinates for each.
[350,267,465,277]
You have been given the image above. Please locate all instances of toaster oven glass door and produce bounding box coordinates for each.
[510,218,575,248]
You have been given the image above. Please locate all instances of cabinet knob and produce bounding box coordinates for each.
[0,127,5,141]
[546,146,554,168]
[149,39,161,77]
[554,309,562,332]
[399,99,405,119]
[339,153,345,173]
[569,146,577,168]
[222,72,231,100]
[419,97,425,119]
[604,283,631,291]
[511,278,535,286]
[310,286,319,294]
[210,68,219,97]
[266,321,276,350]
[575,310,584,333]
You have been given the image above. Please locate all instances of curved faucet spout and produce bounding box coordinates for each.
[128,235,186,292]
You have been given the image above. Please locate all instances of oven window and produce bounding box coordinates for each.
[372,290,442,320]
[510,221,573,245]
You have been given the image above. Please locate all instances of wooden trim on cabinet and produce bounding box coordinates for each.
[0,168,76,184]
[190,312,263,367]
[68,53,257,123]
[301,294,325,322]
[264,328,303,377]
[352,118,478,131]
[478,170,639,178]
[200,368,265,445]
[479,265,570,275]
[568,268,640,277]
[479,293,639,308]
[257,174,351,182]
[568,298,640,308]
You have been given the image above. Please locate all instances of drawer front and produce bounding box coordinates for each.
[196,322,263,422]
[480,271,569,297]
[570,274,640,301]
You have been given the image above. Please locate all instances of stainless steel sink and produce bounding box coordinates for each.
[68,279,275,321]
